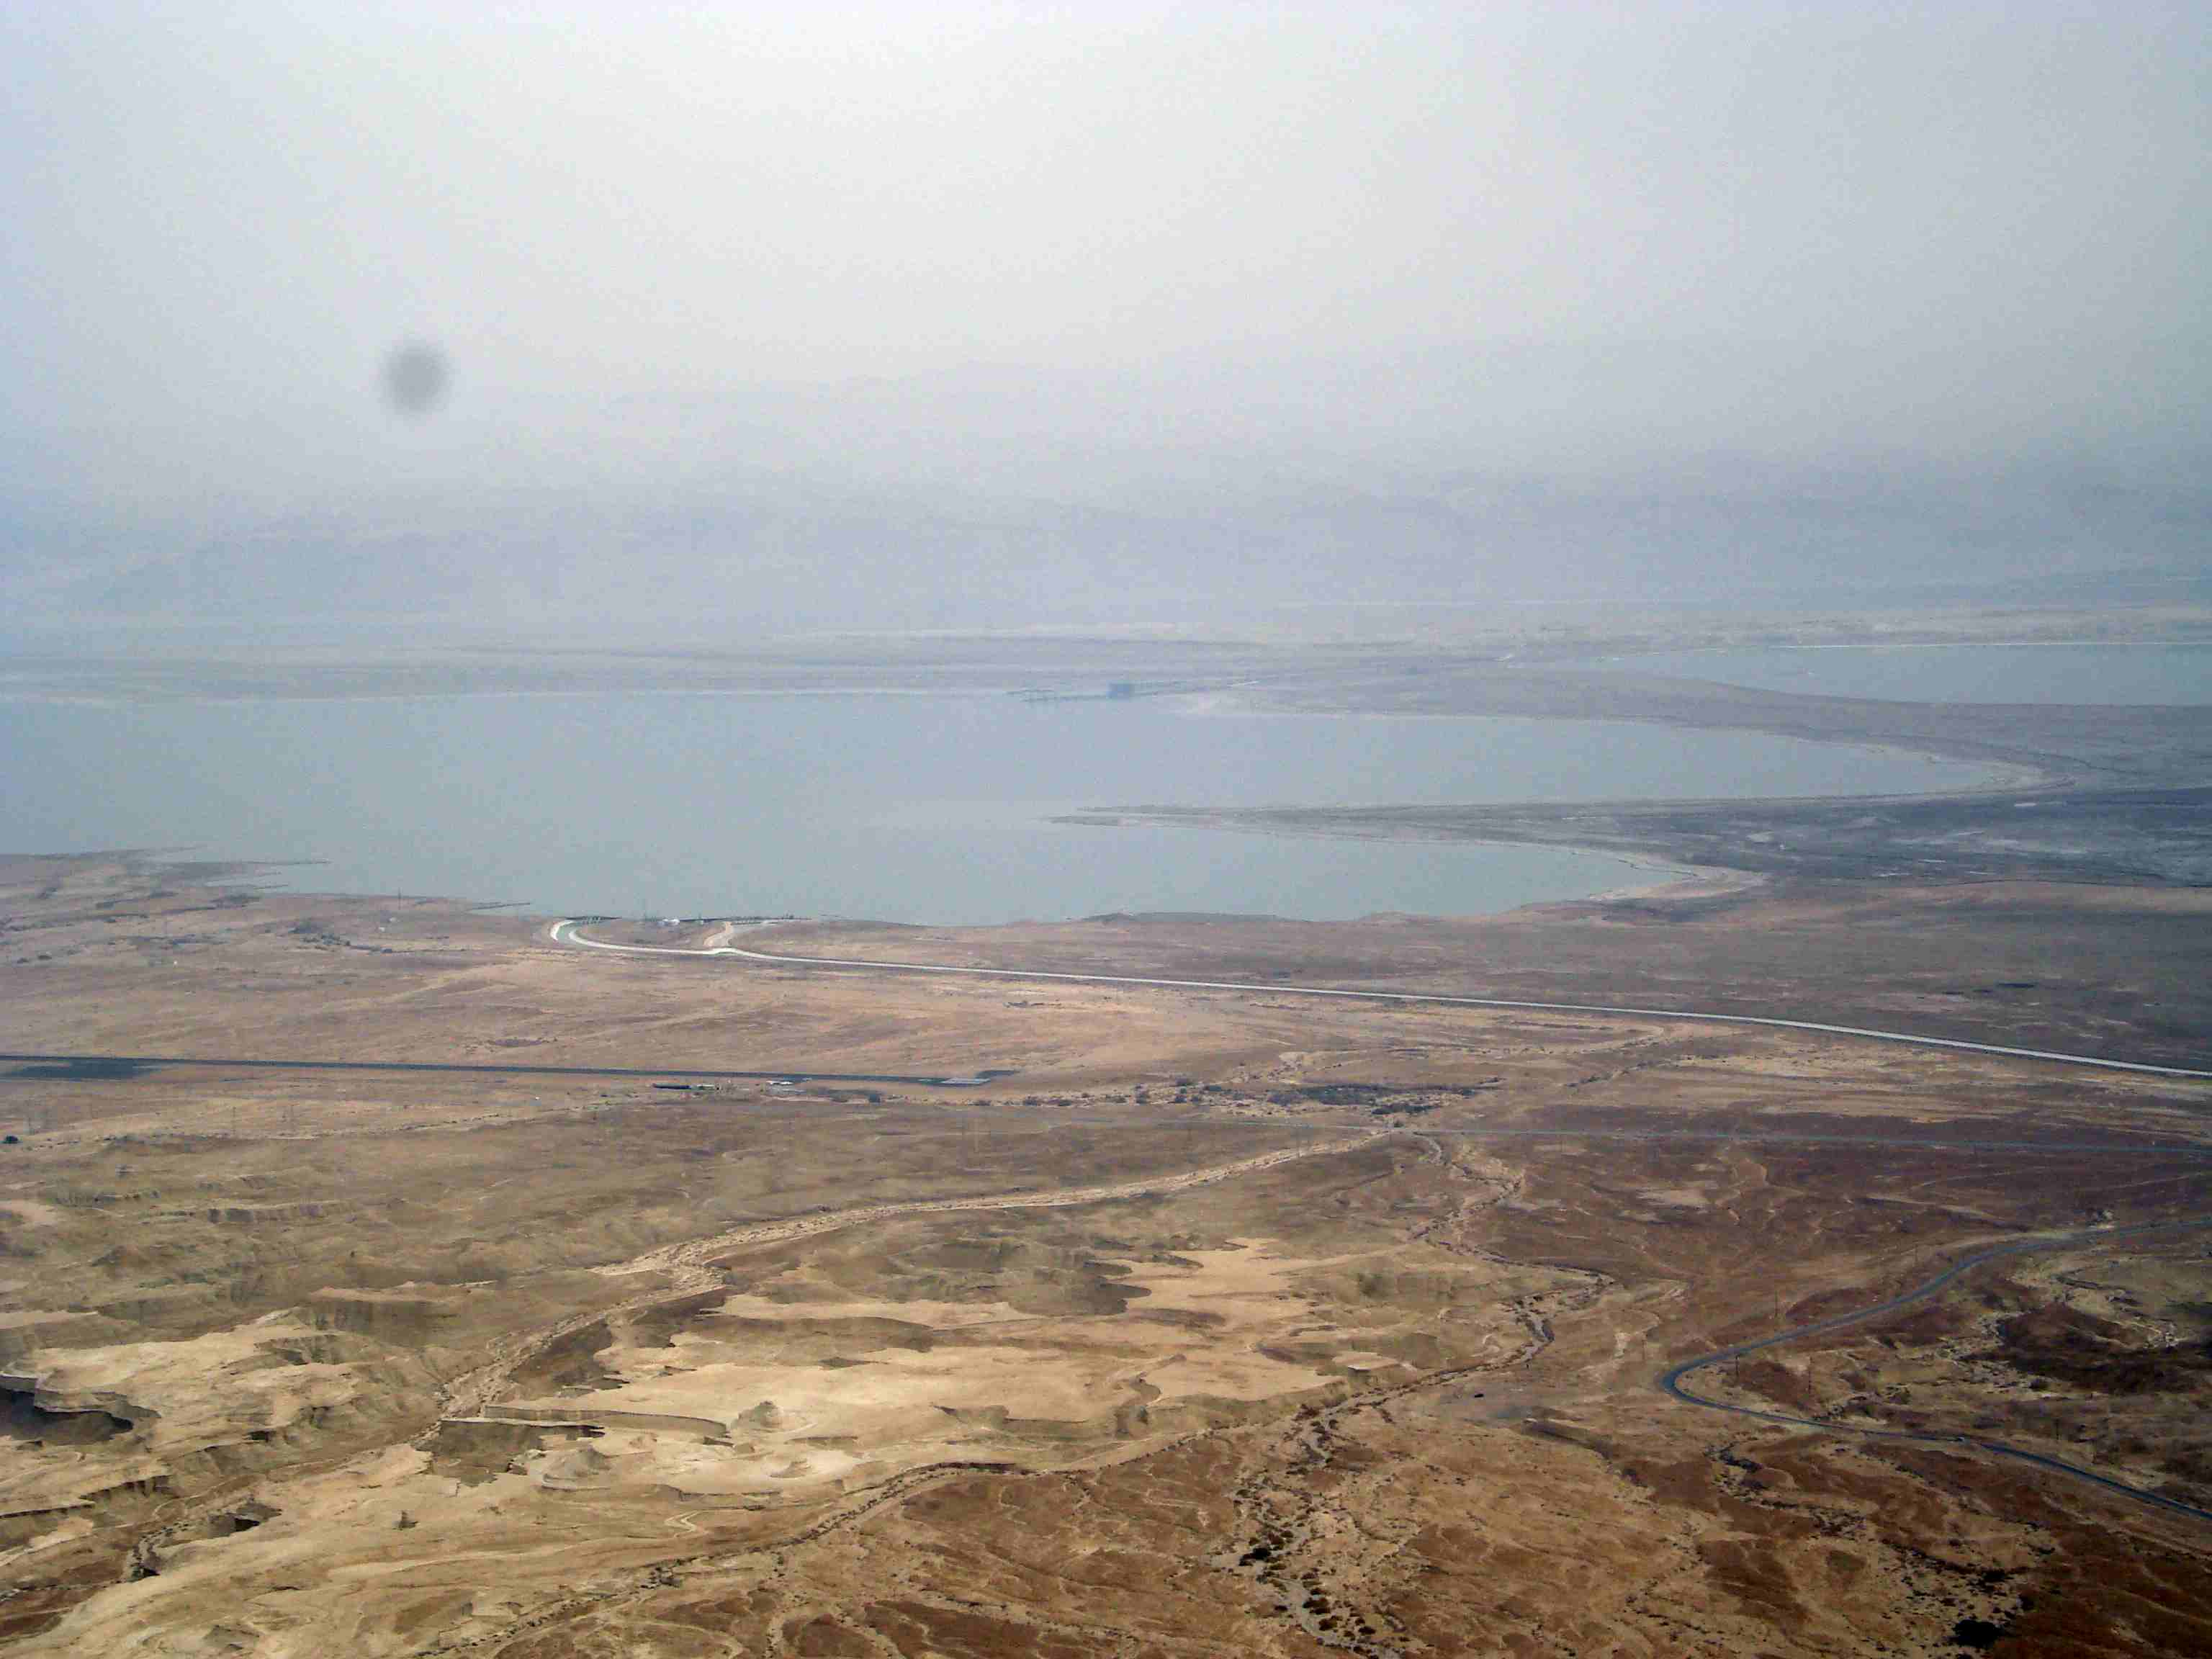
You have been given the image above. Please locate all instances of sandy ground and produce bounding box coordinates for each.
[2,855,2210,1655]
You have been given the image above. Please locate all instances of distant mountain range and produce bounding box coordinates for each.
[22,464,2212,640]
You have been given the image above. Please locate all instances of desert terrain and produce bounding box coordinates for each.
[3,850,2210,1655]
[12,0,2208,1647]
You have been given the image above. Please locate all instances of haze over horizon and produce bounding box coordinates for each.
[6,2,2208,638]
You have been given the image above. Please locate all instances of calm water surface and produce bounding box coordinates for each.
[1,693,1988,922]
[1602,642,2212,705]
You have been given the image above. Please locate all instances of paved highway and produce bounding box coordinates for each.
[1658,1215,2212,1525]
[0,1052,998,1089]
[549,922,2212,1519]
[549,920,2212,1080]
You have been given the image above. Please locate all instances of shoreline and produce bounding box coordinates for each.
[90,835,1683,930]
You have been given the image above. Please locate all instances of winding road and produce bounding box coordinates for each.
[1660,1214,2212,1525]
[549,920,2212,1080]
[552,917,2212,1524]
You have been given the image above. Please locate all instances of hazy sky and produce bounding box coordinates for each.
[6,1,2210,524]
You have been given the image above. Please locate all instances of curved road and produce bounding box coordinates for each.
[1660,1214,2212,1524]
[549,920,2212,1081]
[553,918,2212,1521]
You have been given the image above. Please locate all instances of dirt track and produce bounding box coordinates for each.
[438,1132,1383,1419]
